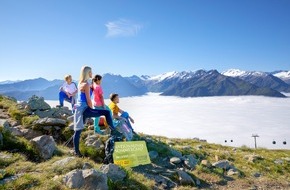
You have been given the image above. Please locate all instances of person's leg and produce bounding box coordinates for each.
[93,106,102,134]
[83,107,115,130]
[121,112,133,130]
[59,91,66,106]
[73,129,83,156]
[71,96,75,109]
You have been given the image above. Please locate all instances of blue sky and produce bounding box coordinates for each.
[0,0,290,81]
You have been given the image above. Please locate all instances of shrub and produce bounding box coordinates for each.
[21,115,39,127]
[0,127,40,162]
[0,96,16,109]
[8,107,27,121]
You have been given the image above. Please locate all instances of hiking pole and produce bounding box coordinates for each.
[63,135,73,146]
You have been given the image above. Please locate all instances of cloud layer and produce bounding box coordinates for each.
[46,93,290,150]
[105,18,143,38]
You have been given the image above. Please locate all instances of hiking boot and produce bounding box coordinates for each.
[56,105,63,108]
[73,152,84,158]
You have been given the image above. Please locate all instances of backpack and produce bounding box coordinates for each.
[103,130,123,164]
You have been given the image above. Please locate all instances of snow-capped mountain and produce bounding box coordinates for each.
[0,80,21,85]
[147,71,199,82]
[222,69,267,77]
[1,69,288,101]
[222,69,290,93]
[272,71,290,84]
[126,69,286,97]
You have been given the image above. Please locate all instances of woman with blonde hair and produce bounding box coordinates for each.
[73,65,115,157]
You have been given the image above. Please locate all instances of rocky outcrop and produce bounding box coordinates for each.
[26,95,51,111]
[30,135,56,160]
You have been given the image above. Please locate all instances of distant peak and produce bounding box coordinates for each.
[222,69,267,77]
[222,69,247,77]
[273,71,290,79]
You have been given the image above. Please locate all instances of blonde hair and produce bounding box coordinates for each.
[79,66,92,85]
[64,74,72,81]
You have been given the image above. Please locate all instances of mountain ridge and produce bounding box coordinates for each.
[0,69,289,100]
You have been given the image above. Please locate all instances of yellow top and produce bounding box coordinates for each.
[108,102,119,115]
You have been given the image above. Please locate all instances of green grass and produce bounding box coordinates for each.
[21,115,39,127]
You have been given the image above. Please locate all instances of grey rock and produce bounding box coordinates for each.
[85,135,104,149]
[177,170,195,185]
[170,157,182,164]
[33,117,66,127]
[100,164,126,182]
[83,162,93,170]
[20,128,43,140]
[34,109,54,118]
[170,148,182,158]
[11,126,24,137]
[0,174,23,185]
[52,107,73,118]
[53,157,75,167]
[227,168,240,176]
[43,126,52,131]
[82,169,108,190]
[0,119,11,132]
[213,160,231,170]
[63,169,84,188]
[27,95,51,111]
[183,154,198,169]
[30,135,56,160]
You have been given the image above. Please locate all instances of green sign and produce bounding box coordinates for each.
[113,141,151,167]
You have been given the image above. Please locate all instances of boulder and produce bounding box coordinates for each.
[33,117,66,127]
[30,135,56,160]
[20,128,43,140]
[27,95,51,111]
[63,169,84,189]
[177,170,195,185]
[170,157,182,164]
[82,169,108,190]
[212,160,231,170]
[100,164,126,182]
[183,154,198,169]
[0,119,11,132]
[34,109,54,118]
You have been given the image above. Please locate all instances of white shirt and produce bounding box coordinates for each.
[61,82,77,94]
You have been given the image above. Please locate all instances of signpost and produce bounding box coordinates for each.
[113,141,151,167]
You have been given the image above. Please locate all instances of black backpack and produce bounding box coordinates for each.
[103,130,123,164]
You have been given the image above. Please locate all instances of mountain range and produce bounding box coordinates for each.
[0,69,289,101]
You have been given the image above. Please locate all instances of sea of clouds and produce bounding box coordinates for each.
[46,93,290,149]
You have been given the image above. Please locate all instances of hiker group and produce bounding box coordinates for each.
[58,66,135,158]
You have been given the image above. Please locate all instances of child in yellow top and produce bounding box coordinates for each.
[108,93,134,131]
